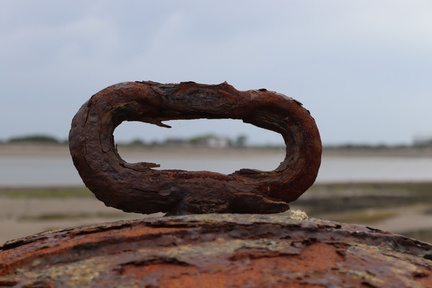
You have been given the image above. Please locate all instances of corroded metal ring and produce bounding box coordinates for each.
[69,81,321,215]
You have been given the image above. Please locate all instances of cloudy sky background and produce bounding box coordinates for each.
[1,0,431,146]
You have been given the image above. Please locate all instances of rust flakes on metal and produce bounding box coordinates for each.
[1,214,432,287]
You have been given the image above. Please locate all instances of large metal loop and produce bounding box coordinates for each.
[69,81,321,215]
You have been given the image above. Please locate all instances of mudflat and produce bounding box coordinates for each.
[0,195,165,243]
[2,183,432,244]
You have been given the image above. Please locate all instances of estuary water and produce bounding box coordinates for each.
[1,150,432,187]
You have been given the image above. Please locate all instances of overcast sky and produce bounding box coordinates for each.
[1,0,431,146]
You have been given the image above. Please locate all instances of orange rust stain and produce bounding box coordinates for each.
[418,273,432,286]
[295,242,344,271]
[119,244,339,287]
[0,225,188,275]
[247,242,342,274]
[156,267,326,288]
[121,263,195,281]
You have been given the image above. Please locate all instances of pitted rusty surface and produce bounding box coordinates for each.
[69,81,322,215]
[1,214,432,287]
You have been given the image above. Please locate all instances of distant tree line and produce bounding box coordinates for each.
[4,134,64,144]
[0,133,249,148]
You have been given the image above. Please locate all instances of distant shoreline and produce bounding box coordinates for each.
[323,146,432,158]
[1,143,432,158]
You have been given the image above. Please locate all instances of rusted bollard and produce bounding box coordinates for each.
[1,215,432,287]
[69,81,322,215]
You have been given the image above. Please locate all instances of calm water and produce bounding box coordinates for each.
[1,153,432,187]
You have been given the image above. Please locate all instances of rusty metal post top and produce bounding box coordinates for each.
[1,214,432,287]
[69,81,322,215]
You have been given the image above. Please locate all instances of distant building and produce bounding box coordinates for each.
[189,134,230,148]
[163,135,231,148]
[201,135,230,148]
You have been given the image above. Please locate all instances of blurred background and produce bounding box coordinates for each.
[1,0,431,243]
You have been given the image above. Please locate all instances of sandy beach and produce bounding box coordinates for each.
[0,197,155,243]
[2,194,432,244]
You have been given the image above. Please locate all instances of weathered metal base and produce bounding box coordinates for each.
[1,214,432,287]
